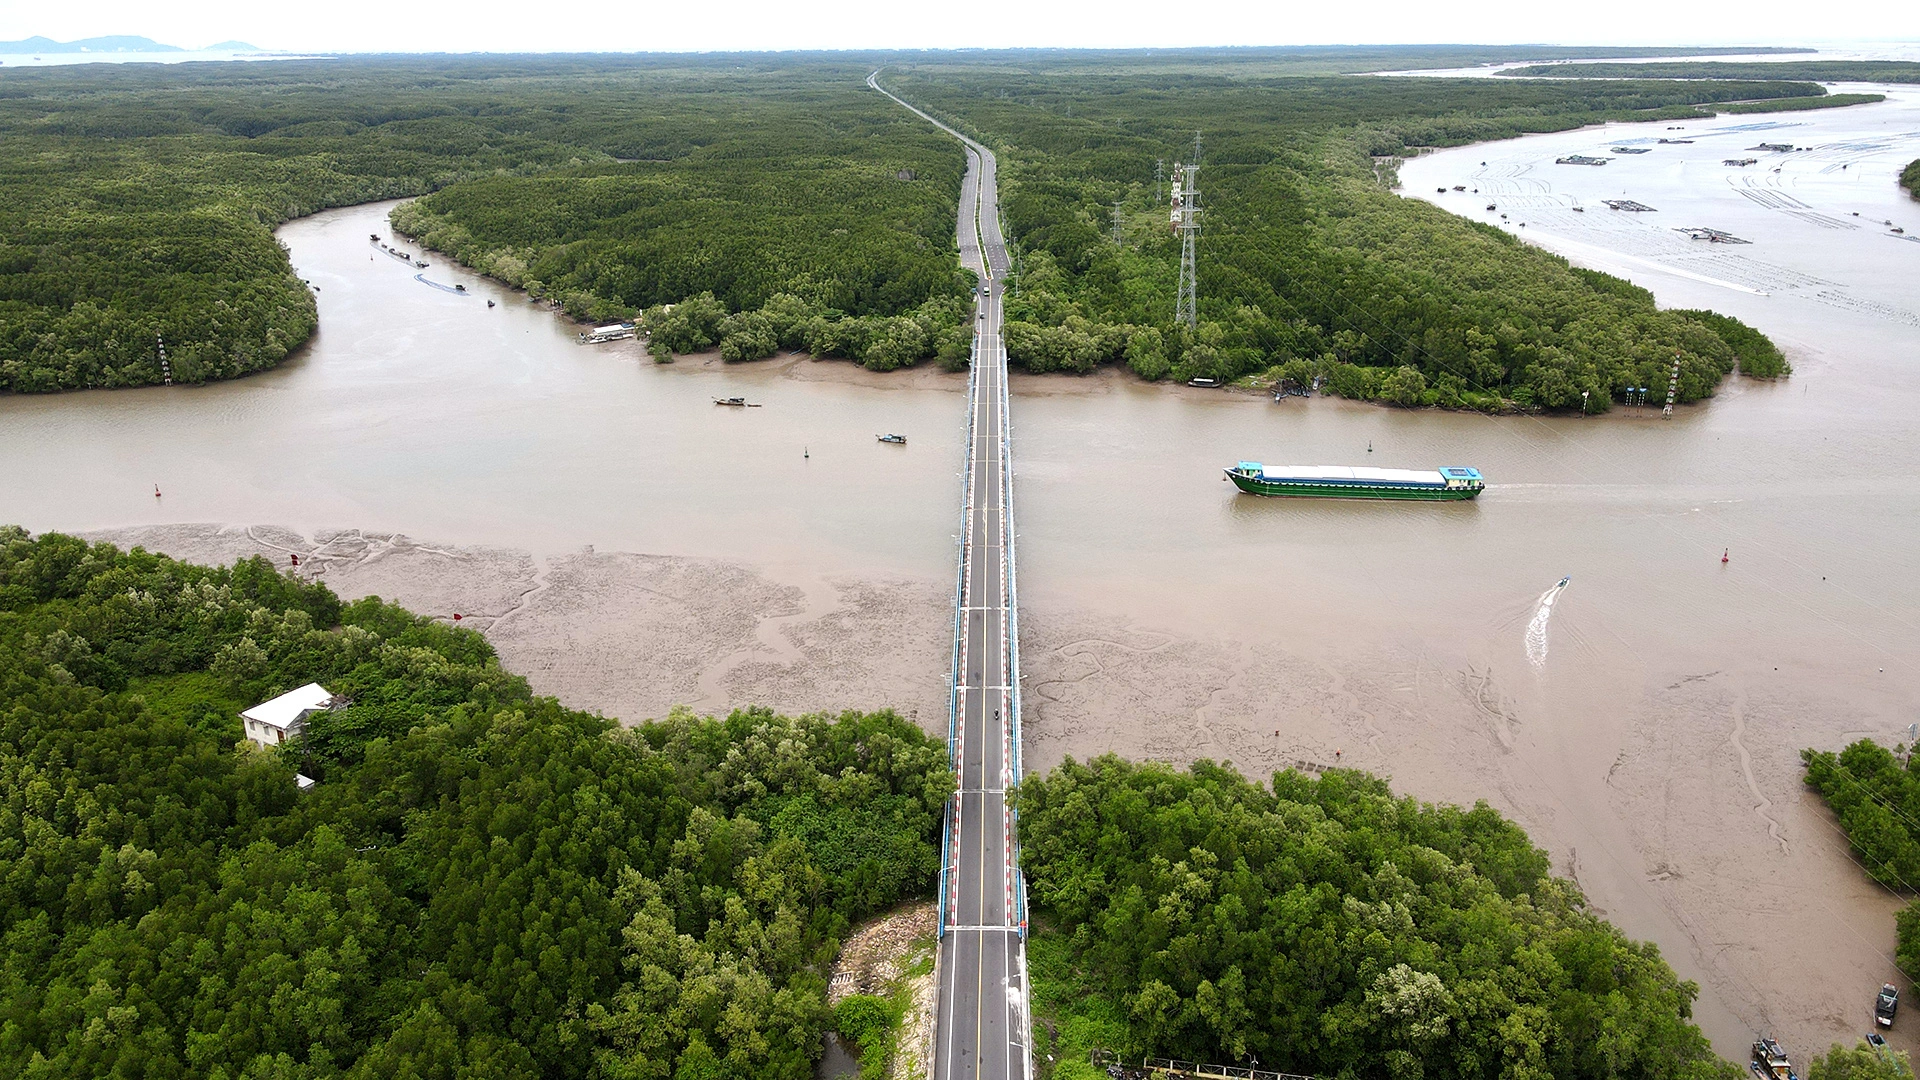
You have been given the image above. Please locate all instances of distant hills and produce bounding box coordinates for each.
[0,35,262,54]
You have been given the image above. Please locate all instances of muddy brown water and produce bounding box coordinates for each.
[3,87,1919,1063]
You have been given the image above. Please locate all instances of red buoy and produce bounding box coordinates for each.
[452,614,462,621]
[1721,548,1729,564]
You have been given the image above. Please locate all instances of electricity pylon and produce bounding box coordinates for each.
[1174,133,1201,329]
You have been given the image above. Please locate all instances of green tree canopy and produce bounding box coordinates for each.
[888,67,1804,409]
[0,526,949,1079]
[1018,755,1736,1079]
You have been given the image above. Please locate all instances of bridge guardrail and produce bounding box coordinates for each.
[999,327,1027,936]
[944,308,986,938]
[1143,1058,1315,1080]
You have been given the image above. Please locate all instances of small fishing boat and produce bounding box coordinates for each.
[714,397,748,407]
[454,284,466,292]
[877,433,907,445]
[1558,575,1571,588]
[415,260,429,268]
[487,300,496,308]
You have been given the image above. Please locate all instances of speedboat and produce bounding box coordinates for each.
[1558,575,1571,588]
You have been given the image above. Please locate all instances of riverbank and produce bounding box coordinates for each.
[87,523,952,728]
[82,494,1917,1073]
[12,138,1919,1070]
[1383,90,1920,1062]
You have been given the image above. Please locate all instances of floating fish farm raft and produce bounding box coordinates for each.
[1603,199,1657,212]
[1556,155,1610,166]
[1675,227,1751,244]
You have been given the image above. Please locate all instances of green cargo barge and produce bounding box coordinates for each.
[1226,462,1484,500]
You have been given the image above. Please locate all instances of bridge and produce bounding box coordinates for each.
[868,73,1030,1080]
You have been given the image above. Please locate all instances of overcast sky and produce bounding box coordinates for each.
[2,0,1916,54]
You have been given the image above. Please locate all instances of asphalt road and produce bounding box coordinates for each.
[868,72,1029,1080]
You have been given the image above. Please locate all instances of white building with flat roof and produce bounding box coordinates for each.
[241,683,334,748]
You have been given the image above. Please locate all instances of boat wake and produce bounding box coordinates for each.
[414,273,467,295]
[1525,576,1570,668]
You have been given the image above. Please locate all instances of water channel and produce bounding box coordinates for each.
[3,86,1919,1062]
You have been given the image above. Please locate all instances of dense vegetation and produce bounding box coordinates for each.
[1804,1040,1915,1080]
[890,68,1799,407]
[1499,61,1920,83]
[6,51,1823,396]
[1802,740,1920,976]
[0,56,974,391]
[6,49,1821,396]
[1019,756,1736,1079]
[1903,159,1920,200]
[385,72,980,359]
[0,526,948,1078]
[1712,93,1884,114]
[854,46,1799,79]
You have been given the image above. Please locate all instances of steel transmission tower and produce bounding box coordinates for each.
[1174,134,1202,329]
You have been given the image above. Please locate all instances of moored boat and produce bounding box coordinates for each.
[581,322,636,344]
[877,433,907,444]
[1751,1037,1799,1080]
[1225,462,1484,500]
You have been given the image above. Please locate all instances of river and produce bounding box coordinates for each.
[2,88,1918,1062]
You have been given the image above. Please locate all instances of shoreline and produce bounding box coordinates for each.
[15,87,1920,1071]
[1375,93,1920,1063]
[76,511,1920,1066]
[2,176,1784,417]
[84,523,953,729]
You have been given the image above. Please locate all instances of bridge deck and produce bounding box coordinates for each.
[868,72,1029,1080]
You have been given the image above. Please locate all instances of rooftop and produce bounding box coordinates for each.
[241,682,334,731]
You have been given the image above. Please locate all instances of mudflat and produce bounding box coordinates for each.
[26,88,1920,1065]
